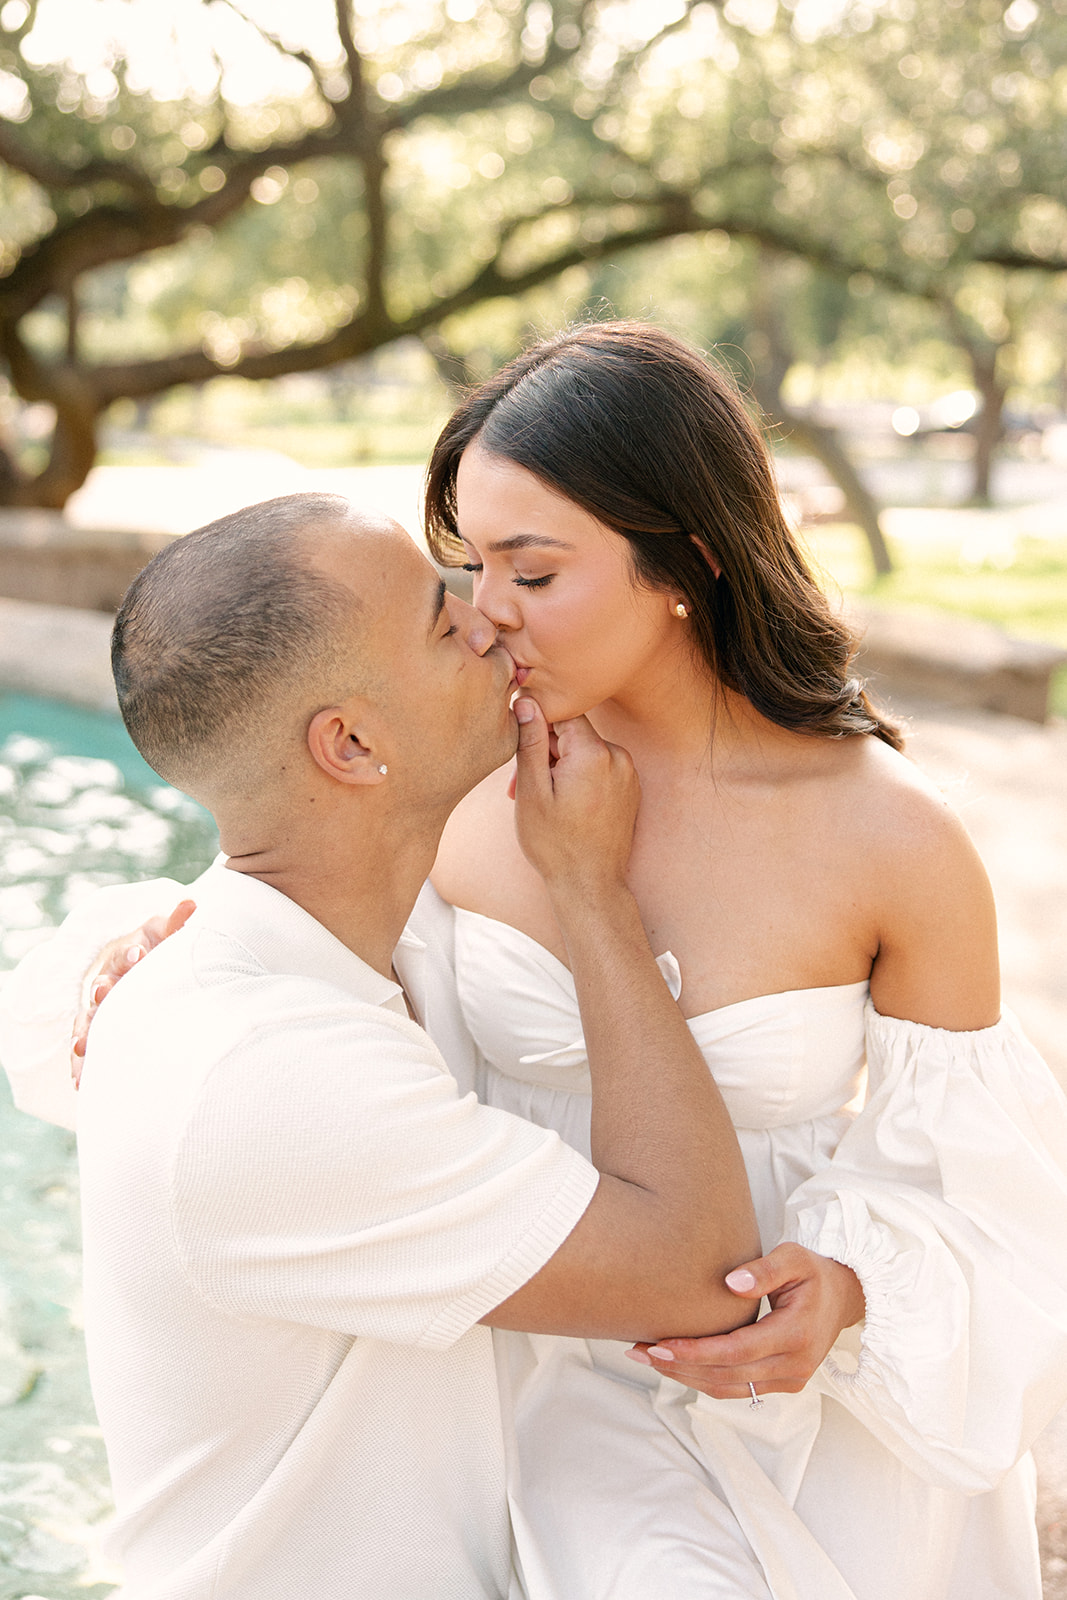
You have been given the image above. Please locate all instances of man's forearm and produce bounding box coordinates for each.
[494,703,761,1337]
[482,876,761,1340]
[554,880,761,1298]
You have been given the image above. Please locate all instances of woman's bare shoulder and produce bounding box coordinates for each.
[836,734,980,863]
[773,727,978,875]
[838,736,1000,1028]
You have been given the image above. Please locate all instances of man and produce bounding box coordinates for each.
[1,493,756,1598]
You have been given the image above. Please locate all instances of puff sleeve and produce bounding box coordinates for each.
[785,1002,1067,1493]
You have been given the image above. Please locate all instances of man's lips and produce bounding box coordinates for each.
[490,643,520,692]
[492,642,529,689]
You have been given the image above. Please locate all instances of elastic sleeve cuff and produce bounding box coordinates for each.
[787,1199,907,1393]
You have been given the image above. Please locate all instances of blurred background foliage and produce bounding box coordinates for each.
[1,0,1066,636]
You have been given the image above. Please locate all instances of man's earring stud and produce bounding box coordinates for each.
[377,764,388,775]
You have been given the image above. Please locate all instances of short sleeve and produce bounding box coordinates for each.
[0,874,203,1129]
[784,1002,1067,1493]
[173,998,599,1349]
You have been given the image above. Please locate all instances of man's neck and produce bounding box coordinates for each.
[222,815,440,980]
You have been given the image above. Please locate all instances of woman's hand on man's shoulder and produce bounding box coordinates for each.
[72,900,197,1084]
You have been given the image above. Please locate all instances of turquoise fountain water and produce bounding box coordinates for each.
[0,694,218,1598]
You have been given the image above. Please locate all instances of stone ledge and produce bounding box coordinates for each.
[849,602,1067,725]
[0,596,117,714]
[0,509,174,613]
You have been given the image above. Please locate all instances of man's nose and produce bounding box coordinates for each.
[450,593,498,656]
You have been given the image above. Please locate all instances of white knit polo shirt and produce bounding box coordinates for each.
[75,864,598,1599]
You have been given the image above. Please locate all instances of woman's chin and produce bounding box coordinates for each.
[514,680,599,725]
[533,695,591,725]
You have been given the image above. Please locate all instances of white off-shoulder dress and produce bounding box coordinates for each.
[452,904,1067,1600]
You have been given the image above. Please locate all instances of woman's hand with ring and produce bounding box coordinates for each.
[625,1241,866,1400]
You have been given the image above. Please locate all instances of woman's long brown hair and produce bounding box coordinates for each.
[425,321,903,750]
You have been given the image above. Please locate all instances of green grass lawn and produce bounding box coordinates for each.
[804,522,1067,718]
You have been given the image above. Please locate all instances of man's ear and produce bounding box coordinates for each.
[307,706,388,787]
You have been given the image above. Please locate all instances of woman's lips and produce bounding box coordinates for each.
[513,665,531,687]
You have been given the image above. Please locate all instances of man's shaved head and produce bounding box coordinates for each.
[112,493,366,798]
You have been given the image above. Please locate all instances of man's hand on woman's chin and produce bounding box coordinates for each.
[509,698,639,896]
[71,900,197,1085]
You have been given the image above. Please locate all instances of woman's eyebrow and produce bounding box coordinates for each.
[486,534,575,554]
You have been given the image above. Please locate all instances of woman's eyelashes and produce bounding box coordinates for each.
[459,561,553,590]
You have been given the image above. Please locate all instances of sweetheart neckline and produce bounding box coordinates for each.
[451,905,870,1027]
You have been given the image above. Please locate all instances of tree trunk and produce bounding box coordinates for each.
[22,395,101,509]
[937,304,1008,508]
[0,435,21,505]
[748,252,892,577]
[777,409,893,576]
[968,369,1006,506]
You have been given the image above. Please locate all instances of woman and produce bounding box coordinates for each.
[415,321,1067,1599]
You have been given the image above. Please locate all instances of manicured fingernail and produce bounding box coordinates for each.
[646,1345,675,1361]
[623,1348,652,1365]
[125,946,144,964]
[71,1036,85,1057]
[725,1268,756,1292]
[91,981,108,1005]
[514,698,536,723]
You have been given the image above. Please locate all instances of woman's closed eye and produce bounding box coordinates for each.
[513,573,554,589]
[461,561,553,590]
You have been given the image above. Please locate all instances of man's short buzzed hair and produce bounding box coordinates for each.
[112,493,355,791]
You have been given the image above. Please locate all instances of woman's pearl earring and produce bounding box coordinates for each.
[673,601,689,619]
[377,764,388,776]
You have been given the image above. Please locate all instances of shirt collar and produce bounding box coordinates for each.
[393,926,428,1027]
[191,858,408,1013]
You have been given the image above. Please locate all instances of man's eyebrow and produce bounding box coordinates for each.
[484,534,575,554]
[428,577,447,637]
